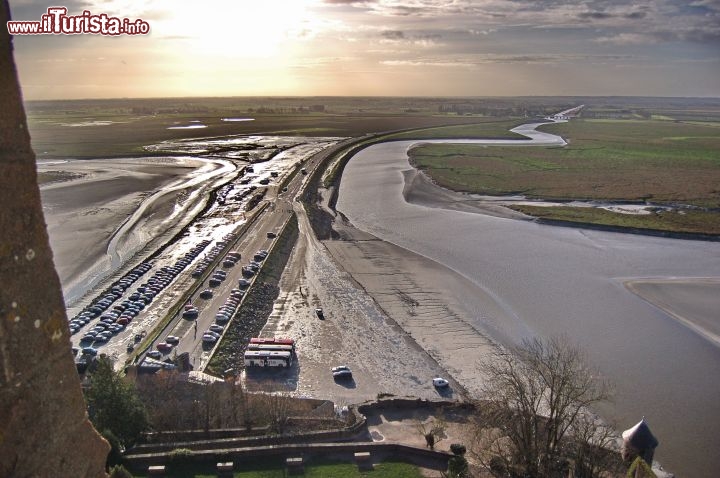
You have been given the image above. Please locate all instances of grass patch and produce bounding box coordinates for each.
[130,457,423,477]
[254,213,299,285]
[385,119,526,140]
[409,118,720,208]
[511,205,720,236]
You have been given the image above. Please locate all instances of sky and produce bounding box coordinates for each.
[8,0,720,99]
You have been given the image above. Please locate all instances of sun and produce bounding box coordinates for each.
[162,1,319,59]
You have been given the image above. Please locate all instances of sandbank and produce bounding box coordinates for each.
[626,278,720,347]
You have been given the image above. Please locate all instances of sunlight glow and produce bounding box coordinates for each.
[160,1,319,59]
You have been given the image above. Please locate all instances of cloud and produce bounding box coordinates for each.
[578,11,614,20]
[293,1,720,49]
[381,30,406,40]
[380,53,636,68]
[291,56,358,69]
[624,11,648,19]
[595,33,658,45]
[595,27,720,45]
[378,29,443,47]
[380,59,475,67]
[469,28,497,36]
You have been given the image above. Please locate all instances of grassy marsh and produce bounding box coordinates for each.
[408,117,720,235]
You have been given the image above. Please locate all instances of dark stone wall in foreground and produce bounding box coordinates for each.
[0,2,109,476]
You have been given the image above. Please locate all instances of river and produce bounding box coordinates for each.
[335,128,720,477]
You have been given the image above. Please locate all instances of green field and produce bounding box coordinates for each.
[510,205,720,236]
[385,119,526,140]
[129,458,424,478]
[408,117,720,235]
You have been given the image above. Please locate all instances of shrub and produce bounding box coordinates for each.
[168,448,194,466]
[450,443,467,456]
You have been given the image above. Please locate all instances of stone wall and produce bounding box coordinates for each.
[0,2,109,476]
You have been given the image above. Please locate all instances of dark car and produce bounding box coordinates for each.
[183,308,199,319]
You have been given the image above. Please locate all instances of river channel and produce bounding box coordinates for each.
[336,125,720,477]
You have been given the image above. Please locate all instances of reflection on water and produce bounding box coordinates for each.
[337,139,720,477]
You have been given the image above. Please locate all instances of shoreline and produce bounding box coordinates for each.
[325,218,505,398]
[625,278,720,348]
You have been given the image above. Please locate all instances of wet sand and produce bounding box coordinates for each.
[323,225,501,397]
[38,157,227,305]
[626,279,720,347]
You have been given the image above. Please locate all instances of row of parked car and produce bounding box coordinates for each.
[191,234,235,279]
[223,250,242,268]
[69,262,153,335]
[202,286,245,344]
[236,249,268,287]
[203,249,269,344]
[146,334,180,358]
[72,239,212,350]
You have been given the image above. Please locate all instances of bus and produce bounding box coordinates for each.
[249,337,295,352]
[247,343,294,353]
[244,350,293,368]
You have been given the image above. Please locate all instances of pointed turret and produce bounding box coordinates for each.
[622,418,659,466]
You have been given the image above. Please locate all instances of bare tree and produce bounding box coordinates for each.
[474,336,612,477]
[570,414,623,478]
[416,415,447,450]
[255,381,293,434]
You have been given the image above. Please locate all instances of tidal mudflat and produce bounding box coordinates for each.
[38,156,232,305]
[336,135,720,477]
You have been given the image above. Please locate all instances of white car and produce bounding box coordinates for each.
[333,368,352,379]
[432,377,450,388]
